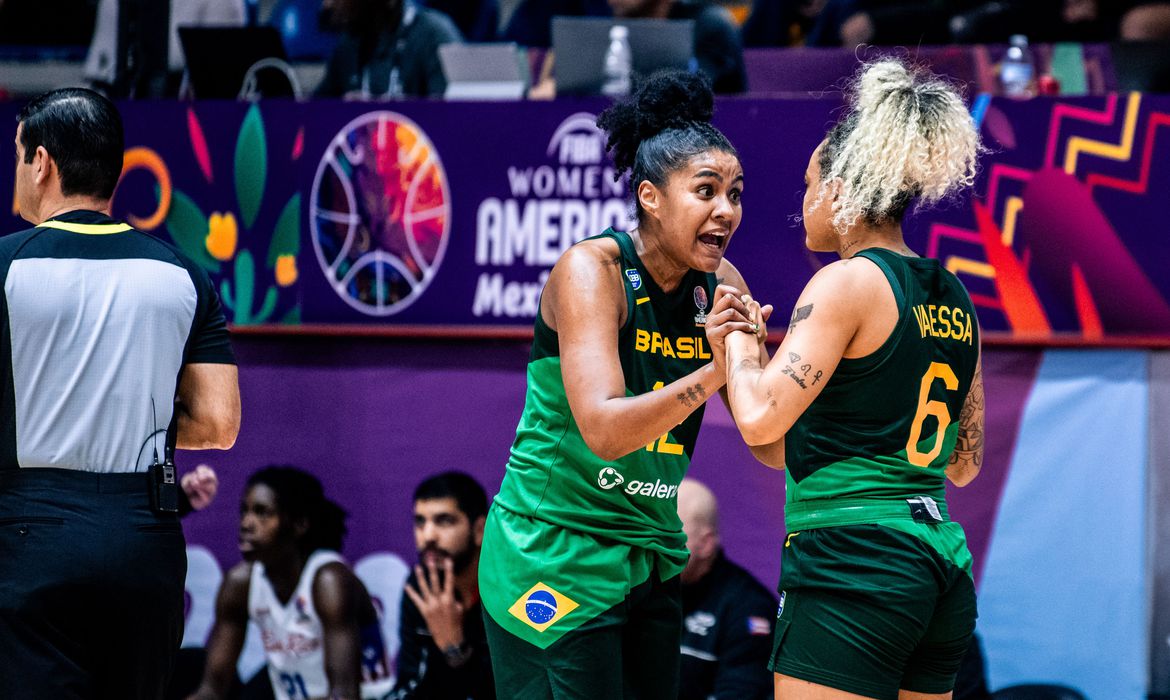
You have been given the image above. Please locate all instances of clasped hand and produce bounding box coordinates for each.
[704,284,772,378]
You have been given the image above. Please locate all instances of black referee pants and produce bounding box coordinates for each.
[0,468,187,699]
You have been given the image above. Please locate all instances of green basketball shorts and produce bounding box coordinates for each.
[769,524,976,700]
[483,573,682,700]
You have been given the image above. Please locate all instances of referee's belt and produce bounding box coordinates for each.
[0,467,153,494]
[784,495,950,532]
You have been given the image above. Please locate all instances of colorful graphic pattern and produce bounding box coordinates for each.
[3,96,1169,339]
[310,112,451,316]
[926,94,1170,340]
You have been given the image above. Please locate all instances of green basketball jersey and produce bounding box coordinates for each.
[496,227,717,556]
[481,228,718,647]
[783,248,980,571]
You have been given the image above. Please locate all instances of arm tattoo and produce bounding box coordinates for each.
[788,304,813,333]
[676,383,707,408]
[949,364,985,469]
[780,365,808,389]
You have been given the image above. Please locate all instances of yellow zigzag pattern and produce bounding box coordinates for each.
[1063,92,1142,175]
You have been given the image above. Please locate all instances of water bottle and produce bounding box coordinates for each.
[1000,34,1036,99]
[601,25,632,98]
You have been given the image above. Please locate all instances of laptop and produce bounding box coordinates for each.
[179,26,294,99]
[439,43,528,100]
[551,16,695,96]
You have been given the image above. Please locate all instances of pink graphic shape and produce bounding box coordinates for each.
[982,106,1017,150]
[1019,167,1170,333]
[1043,94,1118,169]
[1086,112,1170,195]
[186,107,213,183]
[292,127,304,162]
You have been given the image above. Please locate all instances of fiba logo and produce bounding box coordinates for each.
[547,113,606,165]
[597,467,625,490]
[311,112,452,316]
[525,590,558,624]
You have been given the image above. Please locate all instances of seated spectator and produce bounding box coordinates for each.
[187,466,392,700]
[501,0,611,47]
[803,0,1064,47]
[393,472,494,698]
[742,0,827,47]
[269,0,341,60]
[316,0,462,98]
[424,0,499,42]
[677,479,775,700]
[610,0,747,93]
[1121,2,1170,39]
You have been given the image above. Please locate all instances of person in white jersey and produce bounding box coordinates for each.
[189,466,392,700]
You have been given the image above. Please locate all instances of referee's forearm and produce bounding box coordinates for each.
[175,404,239,450]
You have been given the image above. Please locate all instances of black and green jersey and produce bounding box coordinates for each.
[481,228,718,648]
[784,248,979,571]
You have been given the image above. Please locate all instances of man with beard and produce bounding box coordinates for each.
[188,466,392,700]
[392,472,494,699]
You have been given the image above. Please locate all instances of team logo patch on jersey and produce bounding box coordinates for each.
[507,583,580,632]
[747,616,772,636]
[625,268,642,290]
[693,285,709,326]
[693,285,708,310]
[597,467,625,490]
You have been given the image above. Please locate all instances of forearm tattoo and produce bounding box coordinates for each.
[676,383,707,408]
[949,364,985,469]
[778,352,821,390]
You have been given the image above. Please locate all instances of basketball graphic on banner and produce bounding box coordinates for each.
[311,112,451,315]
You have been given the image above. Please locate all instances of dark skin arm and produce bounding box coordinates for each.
[313,562,365,700]
[187,563,251,700]
[546,238,754,461]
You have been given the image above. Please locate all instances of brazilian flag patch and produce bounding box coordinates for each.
[507,582,580,632]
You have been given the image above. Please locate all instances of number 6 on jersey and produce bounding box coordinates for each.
[905,362,959,467]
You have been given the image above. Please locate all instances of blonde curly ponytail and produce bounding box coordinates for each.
[816,59,982,233]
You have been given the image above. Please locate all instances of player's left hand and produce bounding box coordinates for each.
[180,464,219,511]
[705,284,756,378]
[726,295,773,359]
[404,558,465,653]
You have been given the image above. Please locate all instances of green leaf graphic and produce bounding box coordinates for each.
[280,305,302,324]
[234,105,267,230]
[267,193,301,268]
[254,286,278,324]
[232,250,257,323]
[164,188,218,273]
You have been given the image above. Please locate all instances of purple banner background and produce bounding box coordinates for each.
[3,94,1169,339]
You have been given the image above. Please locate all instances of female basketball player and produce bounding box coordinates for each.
[722,60,986,700]
[189,466,391,700]
[479,70,773,700]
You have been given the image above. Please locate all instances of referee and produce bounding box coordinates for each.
[1,88,240,698]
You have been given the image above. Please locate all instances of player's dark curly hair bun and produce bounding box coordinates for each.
[597,70,737,222]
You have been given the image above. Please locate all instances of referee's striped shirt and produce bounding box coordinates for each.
[0,209,235,473]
